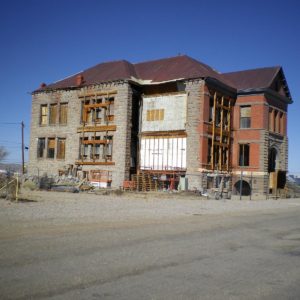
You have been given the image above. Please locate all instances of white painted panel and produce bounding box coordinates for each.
[153,138,158,170]
[140,139,145,168]
[178,138,182,168]
[140,137,186,170]
[172,138,178,168]
[158,138,163,170]
[163,138,168,170]
[145,139,150,169]
[150,138,154,169]
[142,94,187,132]
[182,138,186,168]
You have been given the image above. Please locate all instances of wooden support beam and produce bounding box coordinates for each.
[75,161,115,166]
[207,126,230,137]
[219,96,224,170]
[227,100,232,172]
[77,125,117,133]
[214,141,229,148]
[78,90,117,98]
[141,131,187,138]
[216,103,231,110]
[82,140,110,145]
[84,103,109,109]
[211,92,217,170]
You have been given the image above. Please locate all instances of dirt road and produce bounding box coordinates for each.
[0,191,300,299]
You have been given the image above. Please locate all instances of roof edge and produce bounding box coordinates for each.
[237,88,293,104]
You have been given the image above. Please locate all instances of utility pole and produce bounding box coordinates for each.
[21,121,25,175]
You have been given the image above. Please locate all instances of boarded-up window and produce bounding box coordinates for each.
[49,104,57,125]
[47,138,55,158]
[59,103,68,124]
[57,138,66,159]
[146,109,164,121]
[40,105,48,125]
[240,106,251,128]
[239,144,250,166]
[37,138,45,158]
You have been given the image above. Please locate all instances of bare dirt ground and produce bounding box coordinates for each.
[1,191,300,299]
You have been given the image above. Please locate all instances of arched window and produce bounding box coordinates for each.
[234,180,251,196]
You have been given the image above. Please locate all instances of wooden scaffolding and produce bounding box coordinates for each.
[76,90,117,167]
[209,91,232,172]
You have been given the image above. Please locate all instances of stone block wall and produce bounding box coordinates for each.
[28,81,132,188]
[185,79,204,190]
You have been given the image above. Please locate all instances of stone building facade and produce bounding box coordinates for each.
[28,55,292,194]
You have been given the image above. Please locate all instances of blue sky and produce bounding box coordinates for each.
[0,0,299,172]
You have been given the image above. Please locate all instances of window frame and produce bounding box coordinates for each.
[59,103,68,125]
[47,138,55,159]
[239,144,250,167]
[56,138,66,159]
[49,103,58,125]
[40,104,48,126]
[240,106,251,129]
[37,138,45,158]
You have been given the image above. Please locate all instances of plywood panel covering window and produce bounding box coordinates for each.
[57,138,66,159]
[146,109,164,121]
[49,104,57,125]
[37,138,45,158]
[40,105,48,125]
[240,106,251,128]
[47,138,55,158]
[59,103,68,124]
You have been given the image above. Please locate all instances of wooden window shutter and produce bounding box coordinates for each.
[60,103,68,124]
[49,104,57,125]
[57,138,66,159]
[40,105,48,125]
[48,138,55,148]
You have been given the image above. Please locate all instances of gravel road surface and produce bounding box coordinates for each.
[0,191,300,299]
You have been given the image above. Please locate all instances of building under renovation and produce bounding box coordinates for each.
[28,55,292,195]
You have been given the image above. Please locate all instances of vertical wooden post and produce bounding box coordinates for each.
[239,170,243,200]
[16,175,19,202]
[21,121,25,175]
[219,97,224,170]
[250,172,252,201]
[211,92,217,170]
[227,100,231,172]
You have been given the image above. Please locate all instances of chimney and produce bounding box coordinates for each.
[76,74,84,86]
[40,83,47,88]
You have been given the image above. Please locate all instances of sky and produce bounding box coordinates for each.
[0,0,299,172]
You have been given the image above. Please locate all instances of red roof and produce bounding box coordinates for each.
[35,55,235,92]
[34,55,288,97]
[222,66,281,90]
[44,60,137,90]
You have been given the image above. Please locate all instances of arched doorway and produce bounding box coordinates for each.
[234,180,251,196]
[268,148,277,173]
